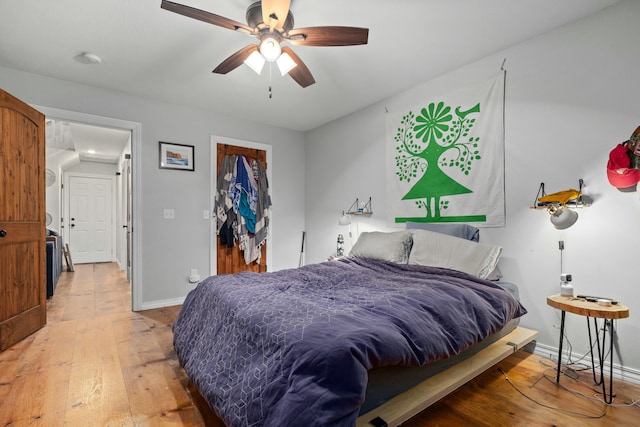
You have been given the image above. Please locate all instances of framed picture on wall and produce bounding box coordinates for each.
[159,141,195,171]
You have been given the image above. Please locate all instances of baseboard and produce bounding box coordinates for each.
[533,342,640,385]
[137,296,186,311]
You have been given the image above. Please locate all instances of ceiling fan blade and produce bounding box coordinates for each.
[281,47,315,88]
[261,0,291,31]
[287,26,369,46]
[161,0,253,33]
[213,45,258,74]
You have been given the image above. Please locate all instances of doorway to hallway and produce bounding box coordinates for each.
[38,104,142,311]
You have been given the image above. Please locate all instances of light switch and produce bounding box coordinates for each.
[203,210,210,220]
[163,209,175,219]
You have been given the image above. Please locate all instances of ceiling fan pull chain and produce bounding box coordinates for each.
[268,63,273,99]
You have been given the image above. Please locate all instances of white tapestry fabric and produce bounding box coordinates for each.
[386,71,505,227]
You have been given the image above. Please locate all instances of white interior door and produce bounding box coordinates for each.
[68,175,114,264]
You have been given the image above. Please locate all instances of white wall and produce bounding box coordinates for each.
[0,66,306,308]
[305,0,640,375]
[45,149,79,232]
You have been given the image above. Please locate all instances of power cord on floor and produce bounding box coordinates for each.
[510,318,640,411]
[498,367,606,418]
[539,367,640,408]
[538,350,640,409]
[543,322,640,407]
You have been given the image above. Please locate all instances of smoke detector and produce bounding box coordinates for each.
[75,52,102,65]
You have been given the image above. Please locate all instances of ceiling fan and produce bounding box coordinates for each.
[161,0,369,88]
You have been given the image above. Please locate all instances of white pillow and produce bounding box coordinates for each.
[349,231,413,263]
[408,229,502,279]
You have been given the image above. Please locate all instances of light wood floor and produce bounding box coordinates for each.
[1,263,638,426]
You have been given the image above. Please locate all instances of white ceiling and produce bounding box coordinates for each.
[0,0,620,134]
[45,120,131,164]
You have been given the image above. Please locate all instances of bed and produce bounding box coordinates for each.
[173,227,537,427]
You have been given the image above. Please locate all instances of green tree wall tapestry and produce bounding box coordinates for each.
[386,71,505,227]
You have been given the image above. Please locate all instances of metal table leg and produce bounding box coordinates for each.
[555,310,566,383]
[604,319,615,404]
[587,317,602,385]
[587,316,615,403]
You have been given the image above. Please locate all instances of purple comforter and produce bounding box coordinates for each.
[173,258,527,427]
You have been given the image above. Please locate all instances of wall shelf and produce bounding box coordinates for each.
[344,197,372,215]
[529,180,592,210]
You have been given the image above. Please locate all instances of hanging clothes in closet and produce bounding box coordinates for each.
[215,154,272,265]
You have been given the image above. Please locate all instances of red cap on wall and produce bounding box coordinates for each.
[607,142,640,191]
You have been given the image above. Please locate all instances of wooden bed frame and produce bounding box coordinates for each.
[185,326,538,427]
[356,326,538,426]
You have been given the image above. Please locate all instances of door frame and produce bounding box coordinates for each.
[65,172,117,264]
[123,157,132,281]
[210,135,273,275]
[35,105,143,311]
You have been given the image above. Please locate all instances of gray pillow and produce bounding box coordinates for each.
[408,229,502,279]
[349,231,413,263]
[405,222,479,242]
[405,222,504,280]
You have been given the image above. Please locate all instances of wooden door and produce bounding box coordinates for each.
[0,88,46,351]
[216,144,267,274]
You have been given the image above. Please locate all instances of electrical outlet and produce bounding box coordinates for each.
[163,208,175,219]
[188,268,201,284]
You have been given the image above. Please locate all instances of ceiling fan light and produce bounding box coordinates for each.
[244,50,265,74]
[259,37,281,62]
[276,52,297,75]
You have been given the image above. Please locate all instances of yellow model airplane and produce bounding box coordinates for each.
[538,189,581,205]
